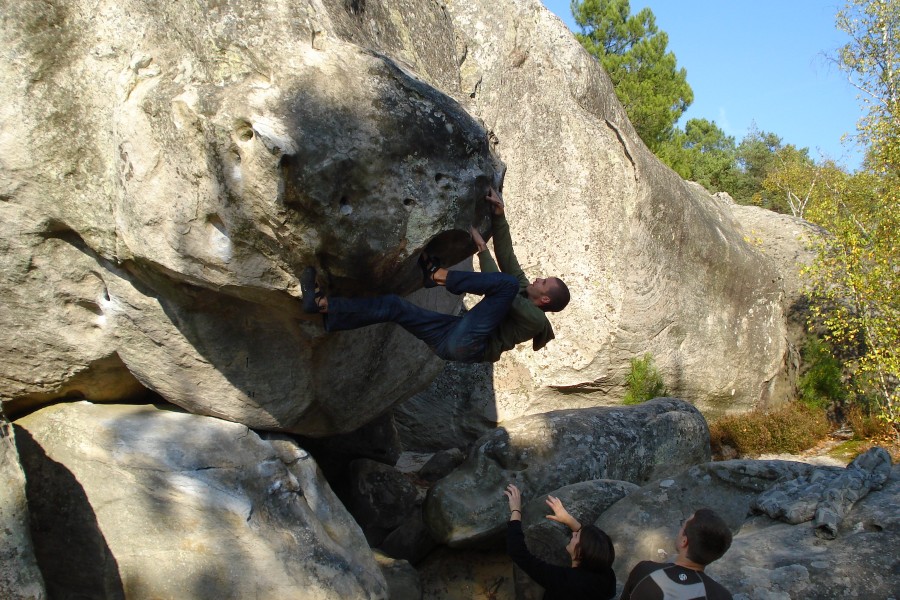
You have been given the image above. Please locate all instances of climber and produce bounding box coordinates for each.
[299,186,569,363]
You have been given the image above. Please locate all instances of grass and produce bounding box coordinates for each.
[622,354,667,405]
[840,405,900,462]
[829,439,900,463]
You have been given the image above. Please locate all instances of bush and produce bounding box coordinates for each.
[845,404,894,439]
[798,336,847,409]
[623,354,667,405]
[709,403,830,456]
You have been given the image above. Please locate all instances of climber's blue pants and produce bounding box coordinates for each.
[324,271,519,363]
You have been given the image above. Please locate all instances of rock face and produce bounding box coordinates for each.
[424,398,710,547]
[752,446,892,539]
[14,402,388,599]
[1,0,815,437]
[0,418,45,600]
[597,459,900,600]
[0,0,495,436]
[441,2,797,422]
[713,466,900,600]
[394,358,497,452]
[722,194,828,407]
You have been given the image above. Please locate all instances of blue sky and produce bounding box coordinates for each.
[540,0,865,170]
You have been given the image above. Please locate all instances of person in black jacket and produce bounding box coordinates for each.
[504,483,616,600]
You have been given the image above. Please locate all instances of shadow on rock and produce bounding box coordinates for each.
[15,424,125,600]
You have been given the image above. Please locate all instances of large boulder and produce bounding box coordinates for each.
[597,459,900,599]
[14,401,388,599]
[441,1,799,421]
[0,0,496,435]
[424,398,710,547]
[0,207,150,417]
[726,195,828,406]
[0,417,46,600]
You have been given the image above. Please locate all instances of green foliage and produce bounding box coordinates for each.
[709,403,831,456]
[662,121,806,209]
[804,169,900,432]
[572,0,693,152]
[836,0,900,175]
[622,353,667,405]
[798,336,847,409]
[760,148,848,218]
[730,126,784,205]
[801,0,900,435]
[656,118,738,192]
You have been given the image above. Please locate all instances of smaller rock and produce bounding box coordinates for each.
[349,459,419,541]
[418,448,466,482]
[751,446,893,539]
[379,509,438,565]
[373,552,423,600]
[424,399,710,547]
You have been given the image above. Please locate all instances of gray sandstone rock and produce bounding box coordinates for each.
[0,207,149,417]
[418,448,467,483]
[0,417,46,600]
[14,402,388,599]
[726,199,828,407]
[0,0,496,436]
[442,0,801,422]
[395,358,497,452]
[373,552,424,600]
[379,510,439,565]
[710,464,900,599]
[424,398,710,547]
[751,446,892,539]
[348,458,419,544]
[597,459,817,578]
